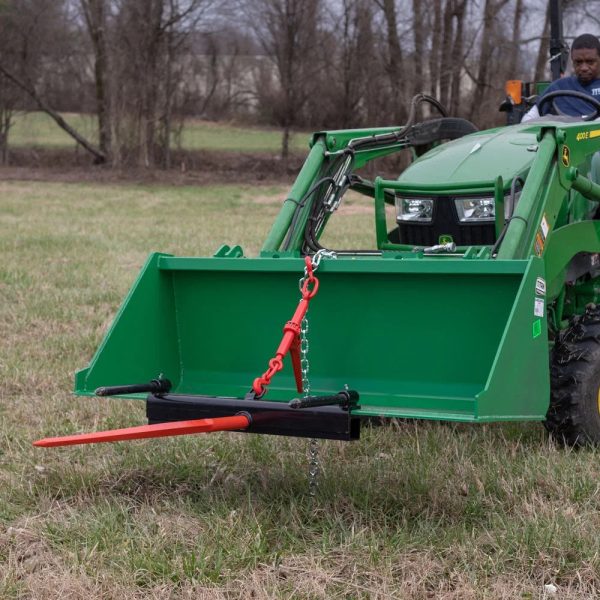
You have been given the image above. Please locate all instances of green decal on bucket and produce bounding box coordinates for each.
[533,319,542,339]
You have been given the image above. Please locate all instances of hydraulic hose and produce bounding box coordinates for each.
[347,94,447,153]
[303,94,449,254]
[491,176,525,256]
[281,176,336,251]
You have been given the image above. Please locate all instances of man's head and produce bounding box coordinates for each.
[571,34,600,84]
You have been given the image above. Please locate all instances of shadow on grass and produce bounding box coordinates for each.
[9,419,599,591]
[26,419,591,528]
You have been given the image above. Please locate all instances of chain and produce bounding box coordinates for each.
[300,316,310,397]
[301,313,320,497]
[299,250,336,497]
[253,251,333,398]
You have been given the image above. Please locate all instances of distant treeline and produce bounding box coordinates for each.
[0,0,596,167]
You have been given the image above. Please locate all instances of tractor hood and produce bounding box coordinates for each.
[399,124,540,187]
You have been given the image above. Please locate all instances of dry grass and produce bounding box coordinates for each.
[1,179,600,598]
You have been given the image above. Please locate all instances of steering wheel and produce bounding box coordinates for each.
[538,90,600,121]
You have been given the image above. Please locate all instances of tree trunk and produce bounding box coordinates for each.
[534,2,551,82]
[381,0,404,122]
[449,0,467,116]
[197,35,220,116]
[281,123,290,162]
[469,0,510,122]
[339,0,352,127]
[275,0,295,161]
[429,0,443,98]
[507,0,523,77]
[429,0,442,99]
[0,108,11,165]
[412,0,424,98]
[160,23,175,169]
[80,0,112,161]
[439,0,454,110]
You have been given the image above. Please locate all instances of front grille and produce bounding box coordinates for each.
[395,196,496,246]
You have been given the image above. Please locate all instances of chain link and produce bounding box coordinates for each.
[299,249,337,292]
[300,250,336,497]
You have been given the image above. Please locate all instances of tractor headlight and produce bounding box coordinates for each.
[396,197,434,222]
[454,197,495,222]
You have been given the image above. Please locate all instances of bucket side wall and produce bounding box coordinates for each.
[75,253,181,397]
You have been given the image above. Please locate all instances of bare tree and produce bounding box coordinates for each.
[507,0,524,76]
[469,0,511,123]
[109,0,212,167]
[412,0,424,98]
[248,0,322,160]
[429,0,443,99]
[0,0,105,162]
[533,1,551,81]
[449,0,468,115]
[314,0,376,128]
[80,0,112,159]
[438,0,455,109]
[376,0,405,122]
[0,0,222,168]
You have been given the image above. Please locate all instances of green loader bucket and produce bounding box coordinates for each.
[75,253,550,423]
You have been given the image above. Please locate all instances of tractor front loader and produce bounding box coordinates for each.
[35,92,600,452]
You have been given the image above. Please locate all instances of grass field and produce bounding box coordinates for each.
[1,180,600,598]
[8,112,310,154]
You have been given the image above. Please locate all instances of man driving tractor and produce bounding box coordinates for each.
[523,33,600,121]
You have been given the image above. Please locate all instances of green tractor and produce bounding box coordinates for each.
[35,87,600,450]
[31,0,600,452]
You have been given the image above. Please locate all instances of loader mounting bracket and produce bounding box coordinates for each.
[146,393,361,441]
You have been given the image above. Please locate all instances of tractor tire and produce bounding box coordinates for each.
[545,304,600,446]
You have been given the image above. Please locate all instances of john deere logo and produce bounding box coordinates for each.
[562,145,570,167]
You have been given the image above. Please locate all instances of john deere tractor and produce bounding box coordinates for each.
[32,0,600,452]
[34,86,600,450]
